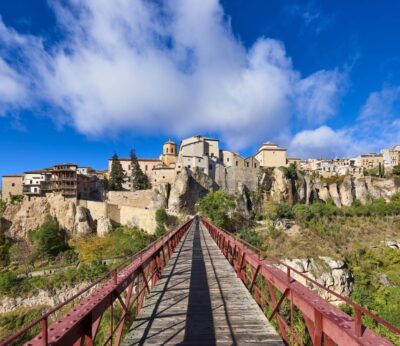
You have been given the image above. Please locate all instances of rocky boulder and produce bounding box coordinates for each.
[168,168,216,213]
[96,217,113,237]
[278,256,353,304]
[74,206,93,236]
[149,183,170,209]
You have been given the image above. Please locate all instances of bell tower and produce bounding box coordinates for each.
[161,140,177,166]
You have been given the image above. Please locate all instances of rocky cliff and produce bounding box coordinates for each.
[277,257,353,304]
[260,168,400,207]
[1,194,94,239]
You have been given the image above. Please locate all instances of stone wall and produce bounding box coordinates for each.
[78,199,157,234]
[106,190,154,208]
[214,164,259,193]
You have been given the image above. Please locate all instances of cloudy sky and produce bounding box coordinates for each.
[1,0,400,174]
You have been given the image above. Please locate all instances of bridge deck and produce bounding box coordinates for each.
[122,222,283,345]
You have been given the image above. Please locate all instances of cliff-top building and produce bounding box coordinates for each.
[255,142,287,168]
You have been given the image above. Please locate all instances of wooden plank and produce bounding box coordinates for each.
[122,222,283,345]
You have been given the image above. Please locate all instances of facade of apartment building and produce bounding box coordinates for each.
[1,175,23,200]
[23,170,52,196]
[356,154,384,169]
[254,142,287,168]
[381,146,400,167]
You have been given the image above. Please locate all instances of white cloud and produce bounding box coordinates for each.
[0,0,346,150]
[359,85,400,124]
[290,85,400,159]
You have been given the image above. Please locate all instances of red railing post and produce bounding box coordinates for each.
[355,307,363,337]
[41,316,48,346]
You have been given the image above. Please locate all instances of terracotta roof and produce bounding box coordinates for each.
[111,158,162,162]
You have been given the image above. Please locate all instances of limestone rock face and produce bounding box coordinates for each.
[2,195,94,239]
[278,257,353,304]
[0,282,94,314]
[260,169,400,208]
[168,168,216,213]
[96,217,113,237]
[149,183,170,209]
[338,176,354,206]
[236,183,252,219]
[271,168,292,204]
[74,206,92,236]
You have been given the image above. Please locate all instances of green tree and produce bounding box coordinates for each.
[0,230,11,266]
[155,209,168,237]
[195,190,236,229]
[130,149,151,190]
[29,217,67,258]
[109,153,125,191]
[393,165,400,176]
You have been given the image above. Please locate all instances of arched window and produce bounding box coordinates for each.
[166,148,169,154]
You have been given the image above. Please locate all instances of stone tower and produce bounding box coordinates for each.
[161,140,177,166]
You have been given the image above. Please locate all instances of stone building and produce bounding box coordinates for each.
[108,140,179,189]
[255,142,287,168]
[23,170,52,196]
[381,145,400,167]
[356,154,384,169]
[1,175,23,200]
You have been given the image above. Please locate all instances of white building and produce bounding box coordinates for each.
[23,170,52,196]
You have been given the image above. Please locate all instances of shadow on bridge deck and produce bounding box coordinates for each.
[122,222,283,345]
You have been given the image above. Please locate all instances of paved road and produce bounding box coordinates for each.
[122,222,283,345]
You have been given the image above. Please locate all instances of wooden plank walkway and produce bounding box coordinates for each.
[122,221,283,345]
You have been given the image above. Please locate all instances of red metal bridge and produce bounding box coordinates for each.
[1,217,399,345]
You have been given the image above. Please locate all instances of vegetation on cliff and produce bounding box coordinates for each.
[109,152,125,191]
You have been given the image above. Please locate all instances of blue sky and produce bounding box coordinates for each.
[0,0,400,177]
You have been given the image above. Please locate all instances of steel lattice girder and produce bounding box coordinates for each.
[201,217,395,346]
[24,219,193,346]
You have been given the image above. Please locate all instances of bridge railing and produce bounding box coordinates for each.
[0,218,194,346]
[201,216,400,346]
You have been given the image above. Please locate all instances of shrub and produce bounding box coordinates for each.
[10,195,23,204]
[0,200,6,216]
[0,271,20,295]
[293,204,312,225]
[29,217,67,259]
[155,209,168,225]
[393,165,400,176]
[195,190,236,229]
[238,228,263,248]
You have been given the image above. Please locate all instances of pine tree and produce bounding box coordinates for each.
[130,149,151,190]
[109,153,125,191]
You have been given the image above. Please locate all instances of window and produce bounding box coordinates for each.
[227,158,230,162]
[211,153,214,157]
[163,176,165,179]
[246,162,249,167]
[12,183,15,187]
[172,148,174,153]
[166,148,169,153]
[188,165,191,168]
[254,163,257,168]
[145,165,148,171]
[236,161,238,167]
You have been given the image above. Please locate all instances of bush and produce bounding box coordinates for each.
[293,204,312,225]
[0,200,6,216]
[393,165,400,176]
[10,195,23,204]
[0,272,20,295]
[29,217,67,259]
[195,190,236,229]
[238,228,263,248]
[155,209,168,225]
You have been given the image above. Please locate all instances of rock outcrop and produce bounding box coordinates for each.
[168,168,217,213]
[278,257,353,304]
[96,217,113,237]
[1,195,93,239]
[149,183,170,209]
[0,282,95,314]
[259,168,400,207]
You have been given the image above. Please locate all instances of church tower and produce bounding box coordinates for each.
[161,140,177,166]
